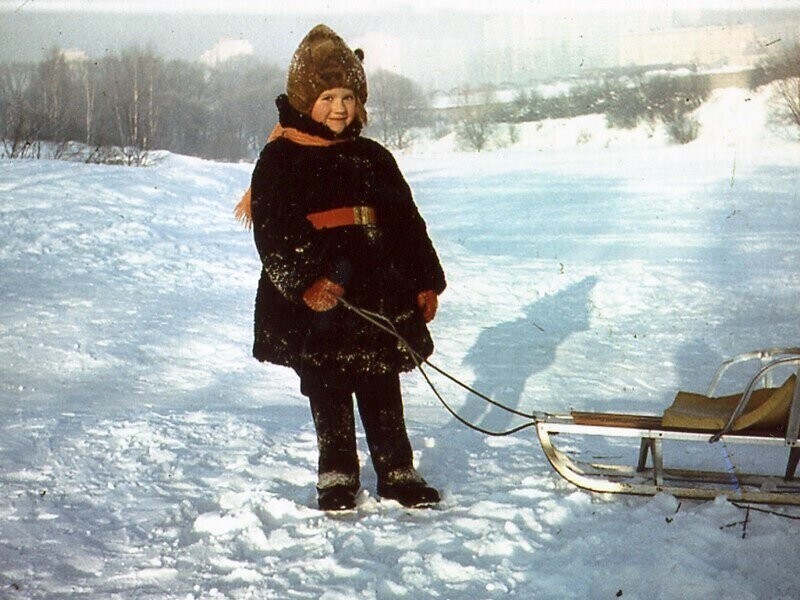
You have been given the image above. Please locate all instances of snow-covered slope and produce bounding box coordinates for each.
[1,84,799,599]
[414,83,798,155]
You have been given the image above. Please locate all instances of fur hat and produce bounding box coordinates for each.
[286,24,368,123]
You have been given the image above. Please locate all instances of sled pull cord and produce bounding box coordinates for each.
[337,297,549,437]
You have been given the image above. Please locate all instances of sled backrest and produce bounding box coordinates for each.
[663,374,796,433]
[787,366,800,445]
[706,351,800,443]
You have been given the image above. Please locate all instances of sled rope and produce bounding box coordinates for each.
[731,501,800,521]
[718,441,743,497]
[337,297,548,436]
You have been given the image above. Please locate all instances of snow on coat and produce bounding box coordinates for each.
[250,96,446,377]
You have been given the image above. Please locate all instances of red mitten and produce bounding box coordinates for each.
[416,290,438,323]
[303,278,344,312]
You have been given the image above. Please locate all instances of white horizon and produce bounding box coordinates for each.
[3,0,799,14]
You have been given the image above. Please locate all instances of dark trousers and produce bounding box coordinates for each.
[300,370,415,487]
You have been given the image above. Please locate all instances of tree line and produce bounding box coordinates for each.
[2,43,798,161]
[0,47,285,162]
[449,42,800,151]
[752,42,800,135]
[0,46,432,163]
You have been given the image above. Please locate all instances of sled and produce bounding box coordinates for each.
[535,348,800,505]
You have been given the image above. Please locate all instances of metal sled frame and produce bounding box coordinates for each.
[536,349,800,505]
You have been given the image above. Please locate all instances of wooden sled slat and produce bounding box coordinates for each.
[570,411,786,438]
[570,411,664,430]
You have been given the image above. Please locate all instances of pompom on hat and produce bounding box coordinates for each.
[286,24,368,123]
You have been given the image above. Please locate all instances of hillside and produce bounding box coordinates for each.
[1,83,799,599]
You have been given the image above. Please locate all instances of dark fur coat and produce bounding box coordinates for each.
[250,96,446,379]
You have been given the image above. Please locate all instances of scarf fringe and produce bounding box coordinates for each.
[234,124,352,230]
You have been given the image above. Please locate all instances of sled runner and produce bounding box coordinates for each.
[535,348,800,505]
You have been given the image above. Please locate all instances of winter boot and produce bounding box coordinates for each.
[318,486,357,511]
[317,472,359,511]
[377,468,440,508]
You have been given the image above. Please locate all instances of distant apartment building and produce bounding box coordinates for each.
[476,10,800,85]
[618,24,760,68]
[477,10,651,82]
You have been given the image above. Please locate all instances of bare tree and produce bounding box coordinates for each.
[0,47,286,163]
[368,69,428,150]
[74,58,98,145]
[157,60,209,156]
[454,88,498,152]
[602,74,708,144]
[760,43,800,138]
[773,76,800,134]
[646,75,708,144]
[93,47,165,163]
[204,56,283,161]
[0,62,37,157]
[28,48,81,144]
[1,50,97,157]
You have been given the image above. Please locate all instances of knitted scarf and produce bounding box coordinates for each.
[233,124,352,230]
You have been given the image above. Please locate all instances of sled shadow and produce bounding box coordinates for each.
[458,276,597,432]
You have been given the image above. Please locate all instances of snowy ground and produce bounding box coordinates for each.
[1,87,799,599]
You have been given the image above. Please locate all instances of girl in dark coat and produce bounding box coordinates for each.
[242,25,446,511]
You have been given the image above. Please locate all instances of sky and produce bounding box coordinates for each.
[2,0,800,88]
[3,0,799,12]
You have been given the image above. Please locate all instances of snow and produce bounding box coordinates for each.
[1,85,800,598]
[417,82,797,155]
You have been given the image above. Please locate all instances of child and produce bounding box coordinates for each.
[243,24,446,511]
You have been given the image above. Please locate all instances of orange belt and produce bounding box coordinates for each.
[306,206,377,230]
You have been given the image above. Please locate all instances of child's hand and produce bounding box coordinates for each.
[303,278,345,311]
[417,290,438,323]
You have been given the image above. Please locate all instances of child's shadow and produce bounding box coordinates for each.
[458,276,597,432]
